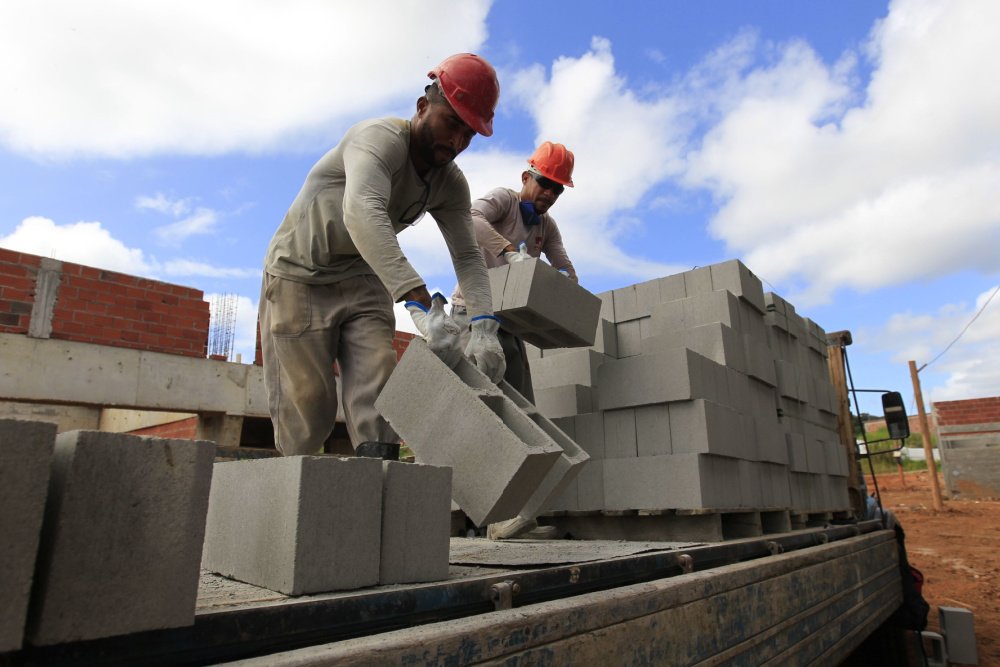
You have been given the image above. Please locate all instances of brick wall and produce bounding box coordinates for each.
[128,416,200,440]
[0,247,210,358]
[934,396,1000,427]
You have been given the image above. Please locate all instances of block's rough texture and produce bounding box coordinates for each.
[596,349,714,411]
[376,338,563,526]
[489,258,602,348]
[0,419,56,653]
[27,430,214,645]
[380,461,451,585]
[202,455,382,595]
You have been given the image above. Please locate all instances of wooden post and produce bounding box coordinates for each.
[826,330,864,518]
[908,360,944,511]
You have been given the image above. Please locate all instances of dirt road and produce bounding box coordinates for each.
[867,469,999,665]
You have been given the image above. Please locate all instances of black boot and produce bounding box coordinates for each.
[355,441,401,461]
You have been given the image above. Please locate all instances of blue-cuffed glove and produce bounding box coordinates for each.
[406,293,463,368]
[503,241,529,265]
[465,315,506,383]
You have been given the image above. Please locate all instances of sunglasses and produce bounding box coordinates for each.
[531,173,565,196]
[399,179,431,226]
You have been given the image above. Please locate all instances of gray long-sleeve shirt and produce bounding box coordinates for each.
[263,117,494,317]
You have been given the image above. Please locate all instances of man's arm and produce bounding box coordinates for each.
[471,189,518,258]
[433,179,495,317]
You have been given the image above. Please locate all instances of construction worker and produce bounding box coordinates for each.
[259,53,506,456]
[453,141,578,403]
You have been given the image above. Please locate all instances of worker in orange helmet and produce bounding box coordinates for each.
[453,141,578,403]
[260,53,506,457]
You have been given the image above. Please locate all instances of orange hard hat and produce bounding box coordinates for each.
[428,53,500,137]
[528,142,575,187]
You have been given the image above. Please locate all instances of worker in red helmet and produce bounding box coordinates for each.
[260,53,505,457]
[453,141,578,402]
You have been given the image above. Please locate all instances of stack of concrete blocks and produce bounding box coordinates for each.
[530,259,849,517]
[201,455,452,593]
[489,258,603,348]
[0,419,56,653]
[22,429,215,646]
[376,338,588,528]
[764,292,849,512]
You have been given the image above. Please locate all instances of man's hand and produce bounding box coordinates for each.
[400,285,433,310]
[406,293,463,368]
[465,315,506,383]
[503,241,529,265]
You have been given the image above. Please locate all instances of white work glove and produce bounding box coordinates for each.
[465,315,506,383]
[503,241,529,265]
[406,293,463,368]
[450,304,472,351]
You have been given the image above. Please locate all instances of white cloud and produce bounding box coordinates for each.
[872,285,1000,401]
[135,193,191,217]
[0,216,155,274]
[680,0,1000,305]
[163,259,260,279]
[0,0,490,158]
[154,208,220,245]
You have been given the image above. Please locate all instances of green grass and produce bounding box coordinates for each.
[858,425,937,473]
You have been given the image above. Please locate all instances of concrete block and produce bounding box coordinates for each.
[591,317,619,357]
[657,273,688,302]
[709,259,766,313]
[650,290,742,334]
[737,460,763,508]
[596,290,614,321]
[615,319,642,358]
[611,284,640,322]
[775,359,801,401]
[683,266,714,297]
[496,381,590,521]
[764,291,788,317]
[786,432,809,473]
[573,412,606,460]
[380,461,451,585]
[938,606,977,665]
[668,399,746,459]
[636,404,672,457]
[376,339,563,527]
[604,454,729,510]
[744,333,777,386]
[27,431,214,645]
[596,348,713,411]
[202,456,382,595]
[491,259,602,348]
[760,462,791,508]
[603,408,638,459]
[0,419,56,653]
[530,348,606,390]
[641,323,746,375]
[575,459,605,511]
[545,473,578,512]
[534,384,594,419]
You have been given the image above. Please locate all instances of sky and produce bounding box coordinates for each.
[2,0,998,417]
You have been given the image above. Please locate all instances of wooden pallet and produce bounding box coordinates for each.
[536,508,795,543]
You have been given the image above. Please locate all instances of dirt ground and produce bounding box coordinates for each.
[866,468,1000,665]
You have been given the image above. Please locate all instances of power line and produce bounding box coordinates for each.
[920,283,1000,372]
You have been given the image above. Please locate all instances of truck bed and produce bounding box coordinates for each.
[6,521,899,667]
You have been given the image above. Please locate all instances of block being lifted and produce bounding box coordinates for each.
[376,338,566,527]
[489,258,602,349]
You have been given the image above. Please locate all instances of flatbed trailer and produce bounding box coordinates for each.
[5,520,902,667]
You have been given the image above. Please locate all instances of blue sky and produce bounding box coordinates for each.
[2,0,998,417]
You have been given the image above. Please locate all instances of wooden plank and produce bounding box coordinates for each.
[229,531,900,666]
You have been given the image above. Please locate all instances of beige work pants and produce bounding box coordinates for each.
[258,273,399,455]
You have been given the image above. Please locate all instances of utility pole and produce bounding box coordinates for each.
[826,330,865,519]
[908,360,944,511]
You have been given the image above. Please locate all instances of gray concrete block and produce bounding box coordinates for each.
[491,259,602,348]
[657,273,687,302]
[611,284,640,322]
[641,323,746,375]
[938,606,978,665]
[737,460,763,508]
[603,408,638,459]
[202,456,382,595]
[545,473,578,512]
[496,381,590,521]
[744,333,777,386]
[27,431,214,645]
[615,319,642,358]
[596,348,713,411]
[0,419,56,653]
[760,462,791,508]
[604,454,728,510]
[380,461,451,585]
[709,260,766,313]
[786,432,809,473]
[683,266,714,297]
[376,339,563,527]
[573,413,606,460]
[668,399,746,459]
[775,359,801,401]
[650,290,742,334]
[590,318,619,357]
[530,348,606,390]
[533,384,594,419]
[636,404,672,457]
[575,459,605,511]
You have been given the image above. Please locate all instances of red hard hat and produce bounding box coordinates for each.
[528,141,575,187]
[428,53,500,137]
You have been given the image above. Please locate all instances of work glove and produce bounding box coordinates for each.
[503,241,529,265]
[450,304,472,351]
[465,315,506,383]
[406,293,463,368]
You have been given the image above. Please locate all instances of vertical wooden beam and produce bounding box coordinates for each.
[826,330,864,518]
[908,360,944,511]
